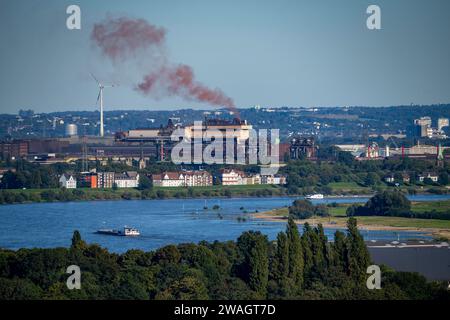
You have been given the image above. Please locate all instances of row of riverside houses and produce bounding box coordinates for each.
[220,169,287,185]
[383,172,440,184]
[59,171,139,189]
[152,171,213,187]
[152,169,287,187]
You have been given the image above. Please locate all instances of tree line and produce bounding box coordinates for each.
[0,185,285,205]
[347,190,450,220]
[0,218,448,300]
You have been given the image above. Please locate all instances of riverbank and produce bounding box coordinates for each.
[253,205,450,241]
[0,184,287,205]
[1,183,449,205]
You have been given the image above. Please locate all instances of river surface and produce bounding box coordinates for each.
[0,195,449,253]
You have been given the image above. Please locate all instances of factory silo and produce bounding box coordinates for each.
[65,124,78,137]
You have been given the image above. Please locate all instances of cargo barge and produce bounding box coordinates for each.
[96,226,140,236]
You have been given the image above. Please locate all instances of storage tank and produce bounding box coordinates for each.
[65,124,78,137]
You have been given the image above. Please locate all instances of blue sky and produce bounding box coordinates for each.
[1,0,450,113]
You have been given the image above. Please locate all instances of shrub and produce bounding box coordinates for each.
[288,199,315,219]
[347,190,411,217]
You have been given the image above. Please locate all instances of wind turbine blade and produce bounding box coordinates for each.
[96,90,101,105]
[90,72,100,85]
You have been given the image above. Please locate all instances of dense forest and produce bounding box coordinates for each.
[0,218,448,300]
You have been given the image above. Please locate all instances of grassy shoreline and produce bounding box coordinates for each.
[253,202,450,241]
[0,184,288,205]
[0,183,449,205]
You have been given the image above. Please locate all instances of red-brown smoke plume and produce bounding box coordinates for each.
[91,17,237,116]
[138,65,235,108]
[91,17,165,62]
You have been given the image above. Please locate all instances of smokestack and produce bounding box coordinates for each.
[99,86,104,137]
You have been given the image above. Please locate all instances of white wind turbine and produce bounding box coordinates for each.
[90,73,116,137]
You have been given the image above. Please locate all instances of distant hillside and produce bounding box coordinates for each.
[1,104,450,144]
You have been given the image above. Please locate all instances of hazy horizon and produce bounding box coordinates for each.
[4,103,450,117]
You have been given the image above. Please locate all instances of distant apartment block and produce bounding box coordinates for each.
[261,174,287,185]
[244,174,287,185]
[114,171,139,188]
[97,172,115,188]
[152,172,184,187]
[78,171,139,189]
[220,169,287,186]
[152,171,213,187]
[183,171,213,187]
[59,174,77,189]
[244,174,261,185]
[79,172,98,188]
[220,169,246,186]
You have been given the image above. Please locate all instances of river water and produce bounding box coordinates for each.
[0,195,448,253]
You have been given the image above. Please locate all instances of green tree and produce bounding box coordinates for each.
[314,204,329,217]
[152,245,181,265]
[315,224,330,270]
[270,232,289,297]
[236,231,269,297]
[138,174,152,190]
[346,218,371,283]
[286,217,304,292]
[113,270,151,299]
[349,190,411,217]
[301,223,314,279]
[364,172,380,186]
[156,189,167,199]
[332,230,347,271]
[289,199,315,219]
[157,276,209,300]
[30,170,43,188]
[71,230,87,251]
[0,278,42,299]
[438,172,449,185]
[0,171,25,189]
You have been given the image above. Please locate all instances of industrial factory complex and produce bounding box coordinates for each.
[0,117,289,165]
[1,109,449,195]
[1,115,449,166]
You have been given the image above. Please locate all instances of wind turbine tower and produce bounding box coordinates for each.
[90,73,115,137]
